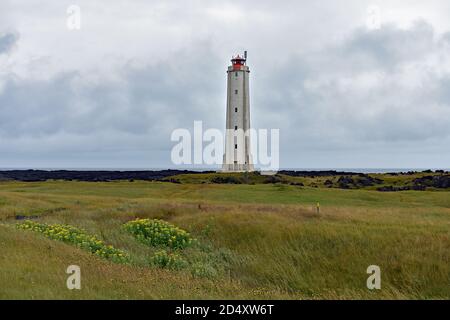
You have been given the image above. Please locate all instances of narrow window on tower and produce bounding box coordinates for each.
[234,126,237,130]
[235,89,238,94]
[235,72,238,77]
[235,107,237,112]
[235,144,238,149]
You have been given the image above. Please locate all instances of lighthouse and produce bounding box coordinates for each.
[222,52,254,172]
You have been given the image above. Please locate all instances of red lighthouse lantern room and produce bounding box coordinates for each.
[231,54,246,71]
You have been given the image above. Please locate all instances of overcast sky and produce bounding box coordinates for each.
[1,0,449,169]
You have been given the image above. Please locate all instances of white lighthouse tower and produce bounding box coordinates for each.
[222,52,254,172]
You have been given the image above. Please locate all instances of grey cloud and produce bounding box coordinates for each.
[253,22,450,152]
[0,43,225,166]
[0,32,18,54]
[1,13,450,168]
[341,21,434,70]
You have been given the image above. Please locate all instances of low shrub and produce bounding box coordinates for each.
[151,250,188,270]
[123,218,194,249]
[190,262,218,278]
[17,220,128,263]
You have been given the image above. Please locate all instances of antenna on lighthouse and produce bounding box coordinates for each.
[244,51,247,60]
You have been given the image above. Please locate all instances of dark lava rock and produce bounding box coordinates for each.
[324,179,333,186]
[337,176,354,189]
[335,174,383,189]
[413,175,450,189]
[355,175,383,187]
[338,176,354,184]
[377,186,393,192]
[377,185,426,192]
[279,170,359,177]
[263,175,286,184]
[210,176,242,184]
[0,169,213,182]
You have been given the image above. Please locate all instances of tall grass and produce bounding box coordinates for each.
[0,180,449,299]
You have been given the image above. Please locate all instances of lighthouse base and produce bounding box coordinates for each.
[221,163,255,172]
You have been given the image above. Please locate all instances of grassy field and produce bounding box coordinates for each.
[0,178,449,299]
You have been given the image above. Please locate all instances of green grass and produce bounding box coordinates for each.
[0,179,449,299]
